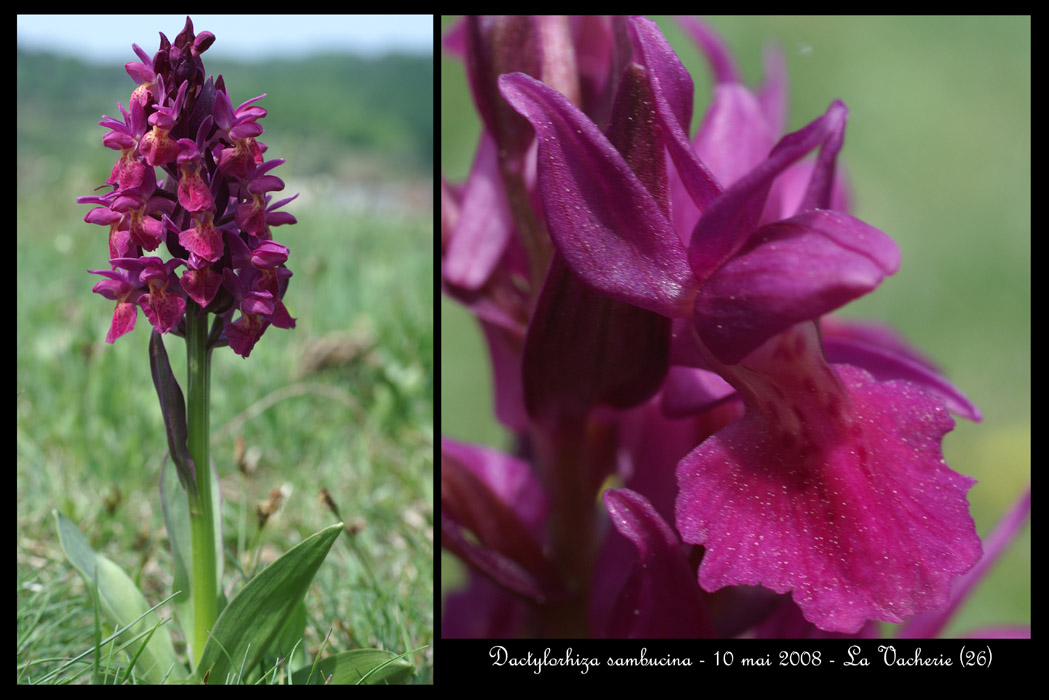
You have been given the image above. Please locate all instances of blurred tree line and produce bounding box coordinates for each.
[18,48,433,176]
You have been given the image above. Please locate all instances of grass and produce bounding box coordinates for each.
[16,144,433,681]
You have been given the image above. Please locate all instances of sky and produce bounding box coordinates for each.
[16,14,433,63]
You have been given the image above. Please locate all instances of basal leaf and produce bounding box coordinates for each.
[53,510,188,683]
[196,522,343,683]
[291,648,415,685]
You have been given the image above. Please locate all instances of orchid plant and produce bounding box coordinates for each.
[441,16,1030,638]
[57,17,413,683]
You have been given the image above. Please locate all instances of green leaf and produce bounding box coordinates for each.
[292,648,416,685]
[196,523,343,683]
[270,598,307,658]
[53,510,188,683]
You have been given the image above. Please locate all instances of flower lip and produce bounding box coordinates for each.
[675,324,983,633]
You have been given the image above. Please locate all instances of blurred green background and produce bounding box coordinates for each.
[18,18,433,681]
[441,16,1029,635]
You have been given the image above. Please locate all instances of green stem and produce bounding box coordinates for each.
[185,301,217,666]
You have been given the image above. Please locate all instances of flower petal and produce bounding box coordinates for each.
[900,485,1028,638]
[660,365,737,418]
[443,131,513,290]
[628,16,722,211]
[601,489,714,637]
[693,83,776,190]
[498,71,697,318]
[687,100,848,283]
[822,318,982,422]
[676,327,981,634]
[523,254,669,425]
[694,209,899,364]
[107,300,139,343]
[441,439,565,602]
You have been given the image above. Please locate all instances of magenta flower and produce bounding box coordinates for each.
[78,16,295,358]
[88,256,188,341]
[496,16,982,634]
[441,15,1022,639]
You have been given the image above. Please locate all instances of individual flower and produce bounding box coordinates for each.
[175,137,215,214]
[212,91,268,179]
[441,15,1013,639]
[78,16,296,359]
[87,264,145,343]
[496,16,982,633]
[89,256,187,340]
[220,233,295,358]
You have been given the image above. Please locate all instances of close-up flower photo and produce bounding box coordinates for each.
[18,15,433,683]
[441,15,1028,642]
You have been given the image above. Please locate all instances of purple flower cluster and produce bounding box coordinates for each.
[79,16,296,358]
[442,16,1027,638]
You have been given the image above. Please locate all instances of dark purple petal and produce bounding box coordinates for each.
[480,321,530,431]
[677,16,741,83]
[178,211,224,262]
[603,62,669,214]
[522,254,669,425]
[660,365,737,418]
[694,209,899,364]
[752,597,881,638]
[442,440,566,602]
[240,292,274,317]
[443,131,513,290]
[142,285,186,334]
[757,46,789,138]
[265,300,295,330]
[180,266,223,308]
[224,312,265,358]
[247,175,285,195]
[442,513,559,604]
[498,71,697,318]
[796,98,847,214]
[264,211,296,227]
[629,16,722,211]
[442,438,548,531]
[688,100,848,283]
[900,485,1029,638]
[443,569,530,638]
[106,300,139,343]
[693,83,774,190]
[89,267,131,293]
[464,16,542,176]
[250,241,289,269]
[601,489,714,637]
[177,159,213,212]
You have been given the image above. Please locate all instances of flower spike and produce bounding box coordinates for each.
[79,16,296,358]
